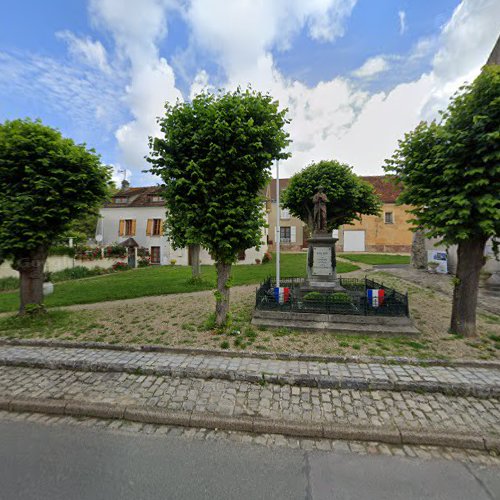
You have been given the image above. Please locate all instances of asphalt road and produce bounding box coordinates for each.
[0,419,498,500]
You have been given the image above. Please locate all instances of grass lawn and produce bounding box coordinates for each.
[0,253,358,313]
[341,253,410,265]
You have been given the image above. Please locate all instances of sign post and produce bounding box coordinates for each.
[276,160,280,288]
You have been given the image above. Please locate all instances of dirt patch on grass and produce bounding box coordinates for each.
[1,273,498,361]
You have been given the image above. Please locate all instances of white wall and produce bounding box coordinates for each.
[0,256,123,279]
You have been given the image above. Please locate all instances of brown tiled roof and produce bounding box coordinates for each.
[268,175,401,203]
[269,178,290,201]
[360,176,402,203]
[104,186,164,208]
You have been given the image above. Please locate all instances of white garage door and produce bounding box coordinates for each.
[343,231,365,252]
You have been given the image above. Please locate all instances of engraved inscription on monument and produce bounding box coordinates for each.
[312,247,332,276]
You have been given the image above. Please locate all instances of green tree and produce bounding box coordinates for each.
[0,119,111,313]
[148,89,290,325]
[281,160,382,230]
[385,65,500,337]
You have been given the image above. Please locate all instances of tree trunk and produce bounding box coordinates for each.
[16,247,48,315]
[190,244,201,278]
[215,261,232,327]
[450,238,487,337]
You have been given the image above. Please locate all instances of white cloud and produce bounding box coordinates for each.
[56,30,110,73]
[398,10,407,35]
[89,0,183,175]
[181,0,500,177]
[0,50,122,133]
[352,56,390,78]
[189,69,211,99]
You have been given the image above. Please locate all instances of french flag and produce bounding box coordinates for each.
[274,287,290,304]
[367,289,385,307]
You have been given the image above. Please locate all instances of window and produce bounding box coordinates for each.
[146,218,163,236]
[114,197,128,204]
[384,212,394,224]
[280,226,291,242]
[125,219,134,235]
[150,195,162,203]
[281,208,290,219]
[238,250,246,261]
[152,219,162,236]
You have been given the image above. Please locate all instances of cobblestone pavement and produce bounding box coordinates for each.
[1,410,499,467]
[1,365,499,437]
[1,345,499,397]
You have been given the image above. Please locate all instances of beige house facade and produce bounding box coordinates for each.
[266,176,412,254]
[339,176,412,253]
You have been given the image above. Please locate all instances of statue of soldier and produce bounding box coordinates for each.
[312,186,329,232]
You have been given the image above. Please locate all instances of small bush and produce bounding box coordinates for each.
[48,245,76,257]
[0,277,19,291]
[303,291,323,301]
[255,258,261,265]
[220,340,230,349]
[138,257,151,267]
[112,261,130,272]
[170,259,177,266]
[329,292,352,304]
[262,252,272,264]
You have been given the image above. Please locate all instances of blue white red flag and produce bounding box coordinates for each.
[367,289,385,307]
[274,287,290,304]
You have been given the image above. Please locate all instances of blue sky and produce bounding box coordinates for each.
[1,0,498,185]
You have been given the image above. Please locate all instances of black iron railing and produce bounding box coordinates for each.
[255,276,409,317]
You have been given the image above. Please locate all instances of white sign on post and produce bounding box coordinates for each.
[313,247,332,276]
[427,250,448,274]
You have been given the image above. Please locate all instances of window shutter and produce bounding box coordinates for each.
[119,220,125,236]
[146,219,153,236]
[131,220,136,236]
[159,220,164,235]
[291,226,296,243]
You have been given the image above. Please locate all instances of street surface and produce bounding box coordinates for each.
[0,419,498,500]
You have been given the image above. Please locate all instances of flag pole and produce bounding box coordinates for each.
[276,160,280,288]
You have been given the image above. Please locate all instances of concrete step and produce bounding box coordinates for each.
[251,315,420,337]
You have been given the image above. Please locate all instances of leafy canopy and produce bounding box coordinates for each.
[281,160,382,230]
[147,88,290,264]
[384,65,500,247]
[0,119,112,261]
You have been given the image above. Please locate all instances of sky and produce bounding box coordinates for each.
[1,0,499,186]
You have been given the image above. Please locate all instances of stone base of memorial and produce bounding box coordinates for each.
[302,231,344,292]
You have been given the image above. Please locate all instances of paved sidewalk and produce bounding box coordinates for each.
[0,365,499,448]
[0,344,499,397]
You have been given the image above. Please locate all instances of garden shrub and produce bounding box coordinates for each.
[303,291,323,301]
[48,245,76,257]
[0,276,19,291]
[329,292,352,304]
[262,252,272,264]
[112,261,130,272]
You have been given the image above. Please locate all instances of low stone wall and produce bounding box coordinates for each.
[0,256,123,279]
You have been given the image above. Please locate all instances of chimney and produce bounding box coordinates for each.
[121,179,130,189]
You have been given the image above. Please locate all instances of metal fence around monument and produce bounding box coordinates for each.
[255,276,409,317]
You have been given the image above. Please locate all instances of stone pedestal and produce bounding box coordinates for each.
[303,231,343,291]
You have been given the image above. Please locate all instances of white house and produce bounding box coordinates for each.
[96,186,266,266]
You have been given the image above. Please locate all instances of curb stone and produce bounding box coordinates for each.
[0,395,497,453]
[1,337,499,370]
[0,356,498,399]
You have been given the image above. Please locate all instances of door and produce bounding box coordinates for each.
[127,248,136,268]
[150,246,161,264]
[343,231,365,251]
